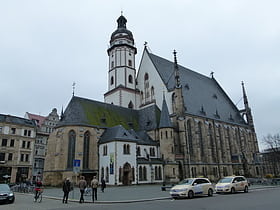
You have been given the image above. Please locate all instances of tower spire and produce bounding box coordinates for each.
[241,81,255,131]
[173,50,181,88]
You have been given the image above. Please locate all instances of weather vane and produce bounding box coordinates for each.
[72,82,76,96]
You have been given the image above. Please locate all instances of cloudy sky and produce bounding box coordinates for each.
[0,0,279,149]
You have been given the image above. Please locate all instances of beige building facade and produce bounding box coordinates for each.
[0,114,36,183]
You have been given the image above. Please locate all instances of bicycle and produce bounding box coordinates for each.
[34,188,43,203]
[84,187,92,196]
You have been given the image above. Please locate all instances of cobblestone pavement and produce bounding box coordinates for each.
[14,184,278,203]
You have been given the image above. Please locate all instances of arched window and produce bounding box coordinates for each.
[209,124,216,162]
[159,166,162,180]
[123,144,126,154]
[187,120,193,157]
[83,131,90,169]
[106,166,109,182]
[128,75,133,84]
[111,76,114,85]
[143,166,147,180]
[123,144,130,154]
[127,144,130,154]
[151,86,155,100]
[67,130,76,169]
[119,167,122,182]
[218,125,225,160]
[155,166,158,180]
[198,122,204,160]
[128,59,132,67]
[139,166,143,181]
[144,73,149,81]
[101,167,104,179]
[128,101,134,109]
[137,147,141,156]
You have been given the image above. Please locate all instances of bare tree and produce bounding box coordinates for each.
[262,134,280,176]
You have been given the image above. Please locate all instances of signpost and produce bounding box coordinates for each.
[72,159,81,199]
[73,159,81,174]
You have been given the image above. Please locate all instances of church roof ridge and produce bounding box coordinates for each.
[144,50,246,126]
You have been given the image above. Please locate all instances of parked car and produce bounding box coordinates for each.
[0,184,15,204]
[170,178,214,199]
[215,176,249,194]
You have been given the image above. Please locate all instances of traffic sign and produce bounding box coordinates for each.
[73,159,80,167]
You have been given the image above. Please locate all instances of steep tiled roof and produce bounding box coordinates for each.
[147,51,246,125]
[99,125,138,144]
[58,96,160,131]
[26,113,46,127]
[0,114,36,127]
[128,129,158,146]
[159,96,172,128]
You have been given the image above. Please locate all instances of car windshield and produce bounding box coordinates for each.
[0,184,10,191]
[218,178,233,183]
[178,179,194,185]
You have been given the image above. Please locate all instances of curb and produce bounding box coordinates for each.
[14,185,279,204]
[14,192,171,204]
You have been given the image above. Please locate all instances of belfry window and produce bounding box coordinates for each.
[128,75,133,84]
[128,59,132,67]
[111,76,114,85]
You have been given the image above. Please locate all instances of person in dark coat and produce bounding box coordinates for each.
[101,178,106,192]
[62,178,71,204]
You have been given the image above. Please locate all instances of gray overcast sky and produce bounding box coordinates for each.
[0,0,279,148]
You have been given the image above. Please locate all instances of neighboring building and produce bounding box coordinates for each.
[0,114,36,183]
[44,15,259,186]
[25,108,59,181]
[260,148,280,177]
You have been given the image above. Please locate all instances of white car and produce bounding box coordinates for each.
[170,178,214,199]
[215,176,249,194]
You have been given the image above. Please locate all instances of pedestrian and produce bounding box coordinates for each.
[101,178,106,192]
[91,176,99,202]
[62,178,71,204]
[78,176,87,203]
[34,178,43,201]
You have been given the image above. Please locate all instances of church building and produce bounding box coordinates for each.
[44,15,259,186]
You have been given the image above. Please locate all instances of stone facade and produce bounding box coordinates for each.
[43,15,260,186]
[44,125,100,185]
[0,114,36,183]
[25,108,59,181]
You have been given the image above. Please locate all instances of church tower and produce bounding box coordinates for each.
[104,14,139,109]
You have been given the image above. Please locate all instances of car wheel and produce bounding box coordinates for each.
[188,190,194,199]
[208,188,213,197]
[231,187,235,194]
[244,186,249,193]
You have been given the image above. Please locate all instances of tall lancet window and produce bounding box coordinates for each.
[198,122,205,161]
[144,73,150,102]
[67,130,76,169]
[187,120,194,158]
[83,131,90,169]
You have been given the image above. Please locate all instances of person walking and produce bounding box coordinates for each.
[101,178,106,192]
[91,176,99,203]
[62,178,71,204]
[78,176,87,203]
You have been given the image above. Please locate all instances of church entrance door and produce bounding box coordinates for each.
[122,163,131,185]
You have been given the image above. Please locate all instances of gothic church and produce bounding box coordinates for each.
[44,15,259,186]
